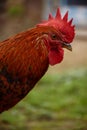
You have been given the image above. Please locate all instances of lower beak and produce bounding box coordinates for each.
[62,43,72,51]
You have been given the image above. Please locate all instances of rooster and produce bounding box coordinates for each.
[0,8,75,113]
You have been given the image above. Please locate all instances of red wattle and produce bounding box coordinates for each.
[48,49,64,66]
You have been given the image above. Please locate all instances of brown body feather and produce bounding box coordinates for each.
[0,26,55,112]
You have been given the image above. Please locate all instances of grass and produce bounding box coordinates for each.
[0,68,87,130]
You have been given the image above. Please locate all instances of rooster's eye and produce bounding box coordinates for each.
[51,34,57,40]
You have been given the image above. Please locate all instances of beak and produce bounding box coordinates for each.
[62,43,72,51]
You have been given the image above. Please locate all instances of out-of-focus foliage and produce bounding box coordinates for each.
[8,6,24,17]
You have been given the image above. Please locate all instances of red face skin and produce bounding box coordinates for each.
[43,32,64,65]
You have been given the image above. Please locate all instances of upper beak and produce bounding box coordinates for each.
[62,43,72,51]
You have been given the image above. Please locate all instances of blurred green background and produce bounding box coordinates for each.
[0,0,87,130]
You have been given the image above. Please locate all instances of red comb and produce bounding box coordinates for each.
[37,8,75,43]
